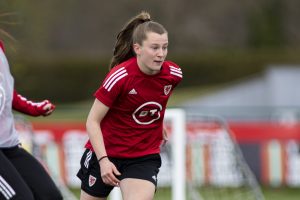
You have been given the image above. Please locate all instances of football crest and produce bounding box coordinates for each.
[88,175,97,187]
[164,85,172,95]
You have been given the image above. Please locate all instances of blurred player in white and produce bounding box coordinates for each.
[0,40,62,200]
[77,11,183,200]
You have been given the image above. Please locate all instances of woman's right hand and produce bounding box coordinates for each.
[99,158,121,186]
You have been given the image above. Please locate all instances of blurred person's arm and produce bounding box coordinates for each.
[162,126,168,146]
[12,90,55,116]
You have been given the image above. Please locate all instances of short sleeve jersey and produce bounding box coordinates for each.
[85,57,183,158]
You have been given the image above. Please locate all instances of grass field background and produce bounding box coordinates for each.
[69,186,300,200]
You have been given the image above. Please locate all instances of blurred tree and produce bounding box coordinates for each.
[2,0,300,102]
[2,0,299,58]
[248,0,284,48]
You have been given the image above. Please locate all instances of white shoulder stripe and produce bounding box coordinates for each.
[170,68,182,74]
[103,67,125,88]
[104,69,127,91]
[107,73,128,91]
[169,65,182,78]
[170,65,181,71]
[170,71,183,78]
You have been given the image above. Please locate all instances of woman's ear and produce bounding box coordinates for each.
[133,43,141,56]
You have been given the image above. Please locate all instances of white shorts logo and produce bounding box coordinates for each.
[132,102,162,125]
[88,175,97,187]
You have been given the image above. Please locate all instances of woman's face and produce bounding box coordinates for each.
[134,32,168,75]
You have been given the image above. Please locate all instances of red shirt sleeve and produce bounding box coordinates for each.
[166,61,183,87]
[12,90,46,116]
[94,66,127,107]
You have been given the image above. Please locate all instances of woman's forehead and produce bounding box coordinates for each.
[144,32,168,44]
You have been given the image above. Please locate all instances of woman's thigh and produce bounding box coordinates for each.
[120,178,155,200]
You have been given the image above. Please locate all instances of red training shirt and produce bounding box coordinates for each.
[85,57,183,158]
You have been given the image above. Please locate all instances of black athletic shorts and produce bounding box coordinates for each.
[77,149,161,198]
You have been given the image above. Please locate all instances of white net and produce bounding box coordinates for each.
[156,111,265,200]
[189,113,264,200]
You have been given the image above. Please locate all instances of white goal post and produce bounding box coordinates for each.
[165,109,186,200]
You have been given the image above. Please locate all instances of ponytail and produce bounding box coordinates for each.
[109,11,151,70]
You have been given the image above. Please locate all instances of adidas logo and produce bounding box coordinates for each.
[128,88,137,95]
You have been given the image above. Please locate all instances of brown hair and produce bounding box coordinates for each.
[109,11,167,70]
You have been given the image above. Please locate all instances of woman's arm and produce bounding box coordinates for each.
[86,99,109,159]
[12,90,55,116]
[86,99,121,186]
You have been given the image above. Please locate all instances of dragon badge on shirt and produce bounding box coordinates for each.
[164,85,172,95]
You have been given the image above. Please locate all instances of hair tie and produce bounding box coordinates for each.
[98,155,108,163]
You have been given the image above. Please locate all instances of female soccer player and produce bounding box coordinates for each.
[0,40,62,200]
[77,11,183,200]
